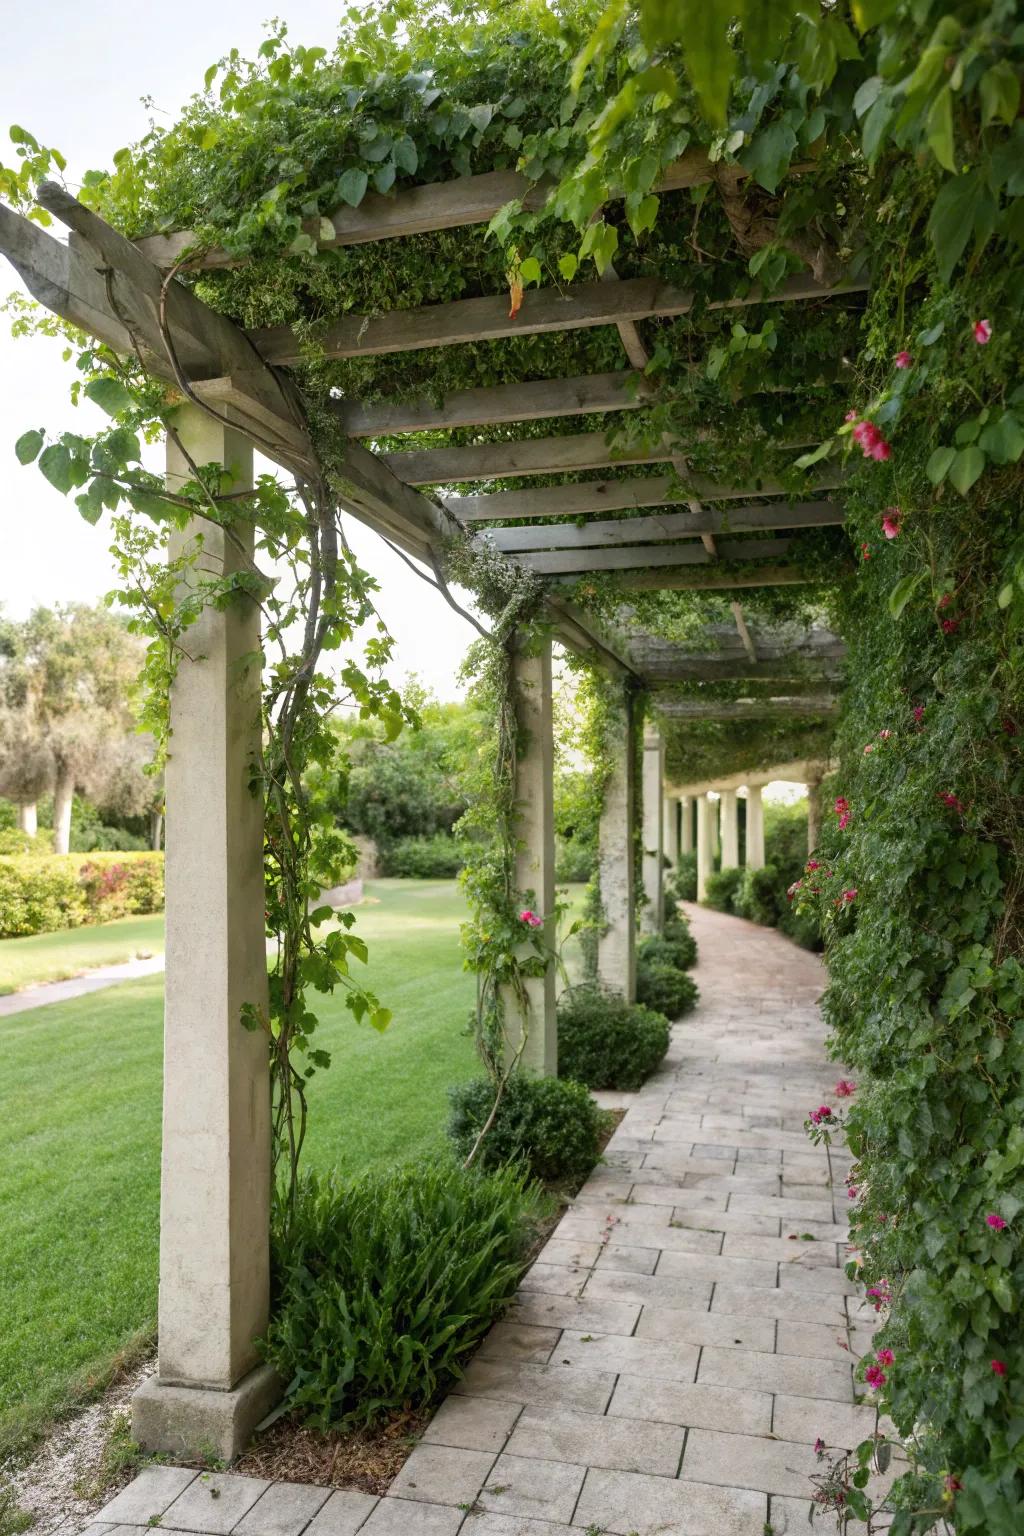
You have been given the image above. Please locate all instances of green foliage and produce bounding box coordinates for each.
[668,852,698,903]
[557,985,670,1090]
[703,866,744,913]
[635,954,699,1018]
[733,864,784,927]
[644,916,698,971]
[447,1072,607,1188]
[262,1160,539,1430]
[378,833,473,879]
[0,852,164,938]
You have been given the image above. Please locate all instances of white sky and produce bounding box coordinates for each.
[0,0,481,700]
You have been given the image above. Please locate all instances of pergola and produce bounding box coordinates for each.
[0,151,848,1458]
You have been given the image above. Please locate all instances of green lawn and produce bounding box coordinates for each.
[0,913,166,994]
[0,879,581,1457]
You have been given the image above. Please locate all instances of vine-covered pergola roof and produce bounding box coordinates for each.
[0,150,849,753]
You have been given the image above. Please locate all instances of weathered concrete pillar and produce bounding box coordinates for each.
[806,773,823,856]
[16,801,37,837]
[696,793,715,901]
[720,789,739,868]
[710,794,720,859]
[504,634,556,1076]
[680,794,693,855]
[597,685,636,1002]
[133,406,277,1461]
[641,728,664,935]
[746,784,766,870]
[662,793,677,867]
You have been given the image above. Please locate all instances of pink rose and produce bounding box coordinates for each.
[518,909,542,928]
[974,319,992,344]
[894,351,912,368]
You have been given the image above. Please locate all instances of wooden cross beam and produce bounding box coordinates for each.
[444,470,844,522]
[587,564,816,592]
[640,655,843,682]
[654,695,839,720]
[517,537,795,577]
[248,273,867,366]
[333,370,654,436]
[482,500,842,552]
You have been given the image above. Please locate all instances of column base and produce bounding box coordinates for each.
[132,1363,281,1463]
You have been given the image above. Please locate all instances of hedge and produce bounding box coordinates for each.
[0,853,165,938]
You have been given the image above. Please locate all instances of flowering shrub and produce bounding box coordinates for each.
[0,852,164,937]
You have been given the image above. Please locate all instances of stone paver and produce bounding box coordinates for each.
[90,906,893,1535]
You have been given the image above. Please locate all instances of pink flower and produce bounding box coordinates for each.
[894,350,912,368]
[868,437,892,461]
[864,1365,887,1389]
[879,728,891,739]
[974,319,992,344]
[843,888,857,904]
[876,1348,895,1366]
[845,409,859,422]
[939,791,965,814]
[848,1186,858,1199]
[835,1079,856,1097]
[938,593,953,609]
[882,508,901,539]
[861,542,871,561]
[942,618,960,635]
[519,909,542,928]
[863,743,874,755]
[814,1437,826,1454]
[809,1104,833,1125]
[807,860,821,871]
[986,1213,1007,1230]
[913,705,925,723]
[991,1359,1007,1376]
[834,797,849,815]
[945,1475,963,1493]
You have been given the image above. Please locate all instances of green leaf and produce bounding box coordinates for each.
[671,1,735,128]
[628,193,660,237]
[949,444,986,495]
[372,163,396,195]
[889,569,926,620]
[998,582,1014,609]
[928,172,994,285]
[84,376,132,417]
[392,135,418,174]
[793,439,835,469]
[337,168,368,207]
[926,86,955,173]
[926,445,956,483]
[979,412,1024,465]
[739,118,799,193]
[980,61,1020,128]
[14,429,44,465]
[851,0,899,31]
[740,0,801,63]
[557,253,578,281]
[519,256,542,285]
[38,442,75,494]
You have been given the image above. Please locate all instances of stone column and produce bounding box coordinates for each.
[504,633,557,1076]
[133,406,277,1461]
[696,793,715,901]
[662,793,677,867]
[710,795,720,859]
[746,784,766,869]
[641,727,664,935]
[680,795,693,855]
[597,685,636,1002]
[806,772,823,856]
[720,789,739,868]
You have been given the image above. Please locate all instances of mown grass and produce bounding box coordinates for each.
[0,914,166,995]
[0,879,581,1460]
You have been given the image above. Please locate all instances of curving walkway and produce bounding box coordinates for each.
[84,903,892,1536]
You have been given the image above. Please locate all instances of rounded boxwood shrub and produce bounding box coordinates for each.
[447,1072,606,1187]
[636,956,699,1018]
[703,866,744,913]
[557,986,670,1091]
[648,915,698,971]
[263,1161,539,1430]
[668,852,697,902]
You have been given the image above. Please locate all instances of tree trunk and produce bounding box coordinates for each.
[150,808,164,852]
[52,769,75,855]
[17,801,37,838]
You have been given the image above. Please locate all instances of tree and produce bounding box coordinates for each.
[0,604,152,853]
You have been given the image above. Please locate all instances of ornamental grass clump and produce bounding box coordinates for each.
[263,1161,539,1430]
[557,985,671,1091]
[447,1072,607,1188]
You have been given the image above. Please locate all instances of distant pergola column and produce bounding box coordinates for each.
[680,794,693,855]
[641,727,664,935]
[745,784,766,869]
[806,767,824,855]
[696,793,716,901]
[504,632,557,1076]
[720,788,740,868]
[662,793,678,866]
[134,407,278,1459]
[597,684,637,1001]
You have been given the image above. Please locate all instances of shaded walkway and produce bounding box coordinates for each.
[85,904,890,1535]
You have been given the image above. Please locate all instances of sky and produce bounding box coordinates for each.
[0,0,481,700]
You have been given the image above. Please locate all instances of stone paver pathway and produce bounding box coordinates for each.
[85,903,892,1536]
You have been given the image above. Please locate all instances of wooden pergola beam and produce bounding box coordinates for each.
[248,273,867,366]
[592,564,817,592]
[384,430,686,484]
[655,696,839,720]
[332,370,654,437]
[444,470,844,522]
[483,499,842,552]
[641,655,842,683]
[518,537,794,577]
[136,150,814,271]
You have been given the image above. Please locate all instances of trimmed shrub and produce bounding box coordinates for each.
[703,866,744,913]
[668,852,697,902]
[555,834,592,883]
[263,1161,539,1429]
[557,986,670,1090]
[641,922,697,974]
[378,832,469,878]
[636,956,699,1018]
[733,864,783,927]
[0,852,164,937]
[447,1072,607,1187]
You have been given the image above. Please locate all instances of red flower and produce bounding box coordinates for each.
[882,508,901,539]
[894,350,912,368]
[835,1079,856,1097]
[518,909,542,928]
[876,1348,895,1366]
[864,1365,887,1389]
[942,618,960,635]
[986,1213,1007,1231]
[913,705,925,724]
[974,319,992,344]
[844,409,859,422]
[814,1437,826,1455]
[861,542,871,561]
[991,1360,1007,1376]
[939,791,965,814]
[842,888,857,903]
